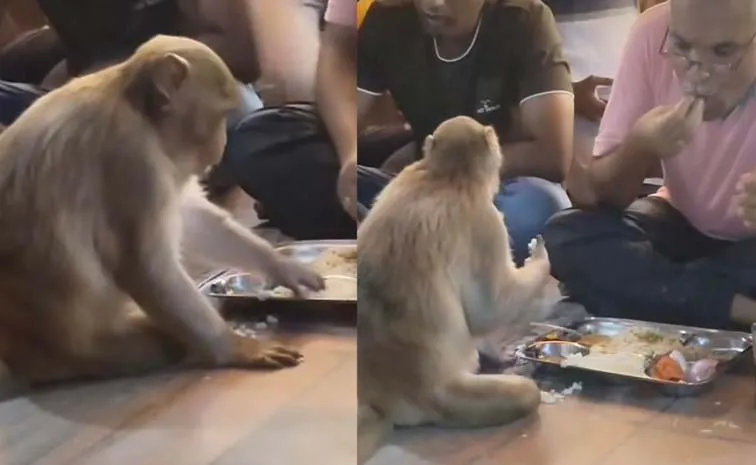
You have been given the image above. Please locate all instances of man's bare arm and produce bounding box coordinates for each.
[567,136,657,209]
[500,92,574,183]
[316,22,358,165]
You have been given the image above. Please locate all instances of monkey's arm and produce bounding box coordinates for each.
[180,181,280,272]
[465,216,551,334]
[115,213,237,364]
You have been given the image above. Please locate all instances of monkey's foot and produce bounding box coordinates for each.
[232,337,302,370]
[241,343,304,370]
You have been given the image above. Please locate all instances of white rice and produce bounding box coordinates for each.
[561,352,648,378]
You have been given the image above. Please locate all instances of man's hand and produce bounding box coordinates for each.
[337,155,358,221]
[574,75,613,122]
[734,171,756,228]
[628,97,704,160]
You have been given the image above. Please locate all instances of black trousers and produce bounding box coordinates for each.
[543,196,756,330]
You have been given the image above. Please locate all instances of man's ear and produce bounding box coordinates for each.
[152,52,190,106]
[422,134,435,158]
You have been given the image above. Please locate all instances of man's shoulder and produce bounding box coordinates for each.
[633,2,670,37]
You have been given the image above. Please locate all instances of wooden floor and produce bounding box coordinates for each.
[2,320,755,465]
[367,360,756,465]
[0,327,356,465]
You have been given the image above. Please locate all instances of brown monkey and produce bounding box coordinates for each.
[0,35,324,390]
[357,116,552,462]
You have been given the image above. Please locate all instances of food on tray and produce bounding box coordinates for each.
[525,322,735,386]
[309,247,357,278]
[581,328,706,360]
[264,275,357,300]
[650,354,686,382]
[561,352,648,378]
[648,350,719,383]
[576,334,611,348]
[258,246,357,301]
[687,359,718,383]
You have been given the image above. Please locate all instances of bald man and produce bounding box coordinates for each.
[544,0,756,329]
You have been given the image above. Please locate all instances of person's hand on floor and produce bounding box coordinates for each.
[573,75,613,122]
[338,155,358,221]
[629,96,704,159]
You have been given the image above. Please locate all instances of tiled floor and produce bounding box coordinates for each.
[0,328,356,465]
[367,362,756,465]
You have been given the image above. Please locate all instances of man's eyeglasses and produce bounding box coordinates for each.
[659,28,756,75]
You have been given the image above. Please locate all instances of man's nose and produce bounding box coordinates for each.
[686,61,713,81]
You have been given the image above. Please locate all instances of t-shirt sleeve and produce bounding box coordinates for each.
[593,8,662,157]
[324,0,356,27]
[356,4,388,95]
[516,2,573,103]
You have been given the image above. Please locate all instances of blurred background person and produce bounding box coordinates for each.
[0,0,357,241]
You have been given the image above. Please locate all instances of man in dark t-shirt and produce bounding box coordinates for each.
[356,0,575,264]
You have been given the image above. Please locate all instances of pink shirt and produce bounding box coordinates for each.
[324,0,356,27]
[595,4,756,240]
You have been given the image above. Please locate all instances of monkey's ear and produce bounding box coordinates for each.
[152,52,190,104]
[423,135,435,157]
[483,126,499,150]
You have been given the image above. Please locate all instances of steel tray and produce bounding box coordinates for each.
[198,239,356,326]
[515,317,753,396]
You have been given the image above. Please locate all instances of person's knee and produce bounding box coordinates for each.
[497,178,571,228]
[357,166,393,209]
[543,209,587,246]
[497,178,571,252]
[541,209,592,274]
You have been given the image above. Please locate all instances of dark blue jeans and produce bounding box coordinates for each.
[0,80,263,127]
[543,196,756,330]
[0,81,46,126]
[357,166,572,265]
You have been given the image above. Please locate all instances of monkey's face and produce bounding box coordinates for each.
[144,49,240,175]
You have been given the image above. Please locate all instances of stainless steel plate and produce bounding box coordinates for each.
[515,317,752,396]
[204,239,357,303]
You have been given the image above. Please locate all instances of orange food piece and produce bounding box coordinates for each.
[651,355,685,382]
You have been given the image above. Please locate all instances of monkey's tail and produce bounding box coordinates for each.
[358,404,393,465]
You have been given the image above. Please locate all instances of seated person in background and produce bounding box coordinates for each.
[544,0,756,329]
[0,0,356,240]
[356,0,575,264]
[316,0,359,220]
[0,0,265,126]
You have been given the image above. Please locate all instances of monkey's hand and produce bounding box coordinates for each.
[266,257,326,298]
[526,235,549,264]
[229,334,304,369]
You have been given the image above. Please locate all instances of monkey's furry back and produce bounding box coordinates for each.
[0,71,171,284]
[358,162,497,397]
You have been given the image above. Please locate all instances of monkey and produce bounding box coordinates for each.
[356,115,553,462]
[0,35,326,392]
